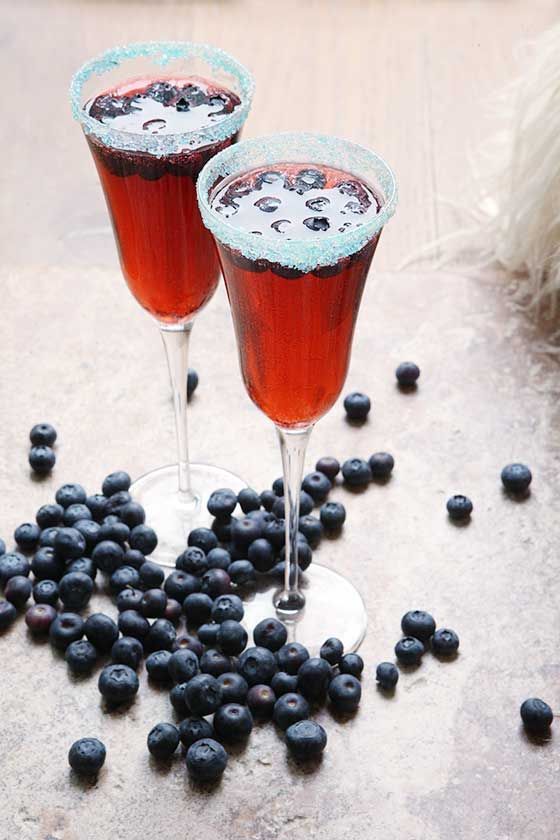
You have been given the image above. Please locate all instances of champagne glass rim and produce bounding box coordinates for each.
[70,41,255,156]
[196,131,398,273]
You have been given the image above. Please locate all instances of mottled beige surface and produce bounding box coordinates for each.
[1,2,560,839]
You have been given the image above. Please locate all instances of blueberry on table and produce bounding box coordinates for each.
[0,553,30,585]
[198,623,220,646]
[59,572,94,612]
[211,594,244,624]
[276,642,310,675]
[273,693,310,731]
[343,392,371,422]
[36,503,64,529]
[185,674,223,716]
[205,547,232,571]
[341,458,372,488]
[213,703,253,742]
[33,579,59,607]
[328,673,362,712]
[98,663,139,704]
[49,613,85,650]
[315,456,340,481]
[272,477,284,496]
[263,518,285,550]
[231,517,262,552]
[217,620,248,656]
[339,652,364,677]
[520,698,553,735]
[297,657,331,701]
[172,634,203,658]
[111,636,143,670]
[394,636,425,666]
[29,422,57,447]
[109,566,140,595]
[85,494,108,522]
[207,489,238,519]
[5,576,32,608]
[55,483,87,508]
[401,610,436,643]
[187,368,199,400]
[302,471,332,502]
[200,648,233,678]
[501,463,532,494]
[447,495,473,521]
[253,617,288,652]
[102,470,131,497]
[63,504,93,527]
[376,661,399,690]
[138,561,164,590]
[176,546,208,576]
[73,519,101,551]
[285,720,327,760]
[68,738,106,776]
[247,539,275,573]
[65,639,98,674]
[431,628,460,656]
[146,650,173,683]
[144,618,176,653]
[147,722,180,759]
[104,491,132,517]
[179,718,215,749]
[247,685,277,720]
[140,588,167,618]
[119,502,146,529]
[25,603,57,635]
[168,648,200,684]
[39,528,60,549]
[396,361,420,387]
[31,547,64,581]
[84,613,119,653]
[237,487,260,514]
[319,502,346,531]
[116,588,143,612]
[169,683,190,717]
[368,452,395,479]
[54,528,86,561]
[183,593,214,627]
[164,570,200,602]
[271,671,298,697]
[238,646,278,686]
[228,559,257,587]
[118,609,150,641]
[129,524,158,556]
[29,445,56,475]
[279,538,312,571]
[186,738,228,782]
[14,522,41,551]
[211,516,234,543]
[165,598,182,624]
[0,600,17,631]
[99,519,130,545]
[201,568,232,598]
[217,672,249,705]
[298,515,324,548]
[320,637,344,666]
[188,527,218,554]
[259,490,277,512]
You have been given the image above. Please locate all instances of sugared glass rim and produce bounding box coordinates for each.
[70,41,255,157]
[197,132,398,272]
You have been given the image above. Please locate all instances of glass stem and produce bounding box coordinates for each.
[274,425,313,615]
[159,322,196,506]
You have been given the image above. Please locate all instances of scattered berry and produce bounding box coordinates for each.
[341,458,372,487]
[0,600,17,631]
[68,738,106,776]
[111,636,143,670]
[431,628,460,656]
[320,501,346,531]
[147,722,180,759]
[328,673,362,712]
[339,652,364,677]
[238,646,278,686]
[217,620,248,656]
[401,610,436,643]
[65,639,97,674]
[501,463,532,494]
[179,717,214,749]
[0,553,30,585]
[33,579,59,607]
[35,503,64,529]
[188,527,218,554]
[376,662,399,690]
[213,703,253,742]
[185,674,222,716]
[320,637,344,666]
[285,720,327,760]
[25,603,57,635]
[85,613,119,653]
[217,672,249,704]
[343,392,371,421]
[394,636,424,666]
[368,452,395,478]
[14,522,41,551]
[247,684,276,719]
[102,471,131,497]
[297,657,331,701]
[520,698,553,735]
[168,648,200,684]
[301,471,332,502]
[446,495,473,520]
[396,361,420,387]
[29,445,56,474]
[5,576,32,608]
[129,524,158,555]
[315,456,340,481]
[237,488,260,514]
[49,612,85,650]
[144,618,176,653]
[98,663,139,704]
[207,488,237,519]
[55,483,87,508]
[276,642,310,675]
[138,560,164,589]
[253,617,288,652]
[59,572,94,611]
[186,738,228,782]
[30,422,57,446]
[146,650,173,683]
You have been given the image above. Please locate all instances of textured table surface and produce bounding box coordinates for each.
[1,2,559,839]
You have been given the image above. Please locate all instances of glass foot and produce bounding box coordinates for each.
[241,564,367,655]
[130,463,246,567]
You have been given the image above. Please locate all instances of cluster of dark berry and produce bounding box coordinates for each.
[28,422,57,475]
[375,610,460,685]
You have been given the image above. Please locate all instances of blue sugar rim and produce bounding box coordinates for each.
[70,41,255,156]
[196,132,398,272]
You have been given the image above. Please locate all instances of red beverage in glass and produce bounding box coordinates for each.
[86,77,241,324]
[210,164,382,426]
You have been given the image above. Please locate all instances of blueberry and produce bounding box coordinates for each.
[176,546,208,576]
[207,489,237,519]
[328,673,361,712]
[129,525,158,555]
[165,599,182,624]
[272,477,284,496]
[279,539,312,571]
[5,576,32,608]
[116,587,143,612]
[187,368,199,400]
[431,628,460,656]
[59,572,94,611]
[63,504,93,527]
[183,592,213,626]
[98,663,139,704]
[85,613,119,653]
[211,594,244,624]
[228,560,256,587]
[0,552,30,585]
[99,518,130,545]
[55,484,87,508]
[73,519,101,551]
[140,588,167,618]
[319,501,346,531]
[520,698,553,735]
[29,446,56,474]
[118,609,150,641]
[198,623,220,646]
[172,634,203,658]
[206,547,232,571]
[111,636,143,669]
[217,672,249,704]
[179,717,215,748]
[272,493,313,519]
[186,738,228,782]
[144,618,176,653]
[237,488,260,514]
[110,565,140,594]
[65,639,97,674]
[501,463,532,494]
[260,490,277,511]
[298,515,324,548]
[168,648,200,684]
[85,494,108,522]
[396,361,420,386]
[263,518,285,549]
[341,458,372,487]
[14,522,41,551]
[247,539,275,573]
[320,637,344,666]
[273,692,310,731]
[238,646,278,686]
[104,491,132,517]
[246,685,276,720]
[270,672,298,697]
[164,570,199,602]
[30,422,57,446]
[368,452,395,479]
[276,642,310,675]
[188,527,218,554]
[147,722,180,759]
[231,517,262,552]
[217,620,248,656]
[39,527,60,548]
[0,600,17,631]
[169,683,190,717]
[447,495,473,521]
[102,471,131,497]
[138,561,164,589]
[68,738,106,776]
[200,568,231,598]
[0,539,4,556]
[185,674,223,716]
[25,603,57,635]
[285,720,327,759]
[211,516,234,543]
[49,612,84,650]
[301,472,332,503]
[253,617,288,652]
[340,652,364,677]
[54,527,86,560]
[214,703,253,742]
[31,547,64,581]
[376,662,399,690]
[343,392,371,422]
[200,648,234,677]
[36,503,64,529]
[146,650,173,683]
[33,579,59,606]
[401,610,436,643]
[315,457,340,481]
[394,637,424,666]
[297,657,331,701]
[119,502,145,528]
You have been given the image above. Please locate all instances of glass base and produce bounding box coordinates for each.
[241,563,367,655]
[130,463,246,567]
